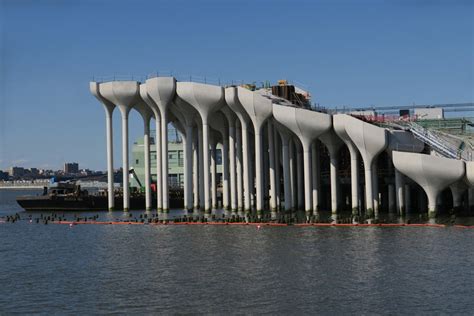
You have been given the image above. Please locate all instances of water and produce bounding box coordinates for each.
[1,189,474,314]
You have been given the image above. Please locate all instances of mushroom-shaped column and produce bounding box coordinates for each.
[99,81,140,211]
[393,151,465,217]
[333,114,359,214]
[319,130,344,214]
[221,106,238,213]
[177,82,224,213]
[209,111,229,211]
[387,130,425,215]
[344,115,388,216]
[145,77,176,212]
[173,96,198,212]
[134,100,154,211]
[225,87,252,213]
[273,104,332,216]
[90,82,115,211]
[274,122,293,212]
[139,83,162,211]
[237,88,273,216]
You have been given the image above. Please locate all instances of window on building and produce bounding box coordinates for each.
[178,151,184,167]
[136,159,139,164]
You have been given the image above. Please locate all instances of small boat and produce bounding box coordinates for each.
[16,182,184,211]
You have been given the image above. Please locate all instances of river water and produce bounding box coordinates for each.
[1,189,474,314]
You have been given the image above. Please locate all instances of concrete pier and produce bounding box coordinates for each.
[91,76,471,218]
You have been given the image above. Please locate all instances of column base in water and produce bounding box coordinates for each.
[146,207,151,212]
[162,208,169,214]
[123,208,129,212]
[428,209,437,218]
[108,207,114,212]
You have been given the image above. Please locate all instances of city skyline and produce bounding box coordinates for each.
[1,0,473,170]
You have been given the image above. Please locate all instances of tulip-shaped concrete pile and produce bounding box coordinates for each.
[134,100,154,211]
[99,81,140,211]
[393,151,465,217]
[273,104,331,217]
[237,88,273,216]
[139,83,162,210]
[344,114,387,216]
[333,114,359,214]
[145,77,176,212]
[177,82,224,213]
[225,87,252,214]
[90,82,115,211]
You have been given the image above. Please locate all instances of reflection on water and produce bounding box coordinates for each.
[1,189,474,314]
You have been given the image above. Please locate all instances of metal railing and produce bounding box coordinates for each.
[406,121,472,161]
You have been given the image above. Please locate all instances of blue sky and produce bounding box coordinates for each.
[0,0,473,171]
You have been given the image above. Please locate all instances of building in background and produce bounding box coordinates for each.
[64,162,79,174]
[131,126,222,188]
[8,166,26,178]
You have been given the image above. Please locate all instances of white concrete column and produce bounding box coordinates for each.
[268,121,277,214]
[229,125,237,212]
[349,147,359,214]
[105,109,114,210]
[210,141,217,209]
[274,128,281,210]
[236,123,243,213]
[119,109,130,211]
[242,122,251,213]
[202,122,211,213]
[184,125,193,211]
[198,125,204,210]
[296,143,304,210]
[311,141,320,213]
[329,155,338,214]
[248,137,255,210]
[281,137,291,212]
[193,131,199,210]
[255,128,264,216]
[372,159,380,215]
[144,120,151,211]
[395,169,405,215]
[365,161,374,215]
[155,119,162,211]
[161,111,169,212]
[289,139,296,211]
[222,130,230,210]
[302,144,312,216]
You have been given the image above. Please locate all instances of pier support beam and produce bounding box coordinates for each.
[311,141,320,213]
